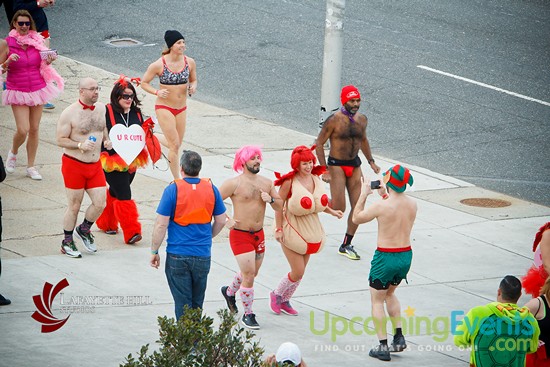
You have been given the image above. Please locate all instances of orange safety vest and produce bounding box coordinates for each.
[173,179,215,226]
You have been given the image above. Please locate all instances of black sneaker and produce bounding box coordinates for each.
[241,313,260,330]
[0,294,11,306]
[369,344,391,361]
[75,225,97,253]
[221,286,238,313]
[389,335,407,352]
[338,244,360,260]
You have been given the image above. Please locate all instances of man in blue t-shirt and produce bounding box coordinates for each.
[150,151,226,319]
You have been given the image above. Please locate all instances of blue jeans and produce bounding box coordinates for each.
[165,253,211,320]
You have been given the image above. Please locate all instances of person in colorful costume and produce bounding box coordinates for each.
[315,85,380,261]
[96,77,149,245]
[522,222,550,366]
[352,164,416,361]
[150,151,226,319]
[1,9,63,180]
[141,30,197,180]
[269,145,343,316]
[524,276,550,367]
[219,145,282,330]
[455,275,539,367]
[523,222,550,297]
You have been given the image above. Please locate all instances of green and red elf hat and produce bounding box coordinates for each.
[383,165,414,193]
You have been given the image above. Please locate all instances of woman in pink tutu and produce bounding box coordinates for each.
[0,9,64,180]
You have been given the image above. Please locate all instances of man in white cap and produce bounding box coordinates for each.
[263,342,307,366]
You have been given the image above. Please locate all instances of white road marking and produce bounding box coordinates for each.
[417,65,550,107]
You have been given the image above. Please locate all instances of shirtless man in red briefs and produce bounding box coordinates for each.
[316,85,380,261]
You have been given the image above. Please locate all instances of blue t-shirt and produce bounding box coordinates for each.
[156,178,226,257]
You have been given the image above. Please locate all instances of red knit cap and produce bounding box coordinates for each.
[340,85,361,105]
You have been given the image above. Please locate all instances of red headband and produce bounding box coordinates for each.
[115,74,141,88]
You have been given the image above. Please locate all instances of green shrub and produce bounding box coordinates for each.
[121,308,265,367]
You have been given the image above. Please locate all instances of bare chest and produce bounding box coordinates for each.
[233,179,270,203]
[333,120,365,141]
[74,110,105,136]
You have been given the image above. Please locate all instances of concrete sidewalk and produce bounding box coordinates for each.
[1,56,549,366]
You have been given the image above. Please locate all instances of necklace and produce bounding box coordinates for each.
[120,111,130,127]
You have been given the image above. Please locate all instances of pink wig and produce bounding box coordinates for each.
[233,145,263,173]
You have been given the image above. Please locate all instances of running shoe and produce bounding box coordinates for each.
[389,335,407,352]
[127,233,142,245]
[241,313,260,330]
[369,344,391,361]
[0,294,11,306]
[269,291,281,315]
[26,167,43,180]
[44,102,55,109]
[221,286,238,314]
[338,244,361,260]
[105,230,118,235]
[75,225,97,253]
[5,151,16,174]
[280,301,298,316]
[61,240,82,258]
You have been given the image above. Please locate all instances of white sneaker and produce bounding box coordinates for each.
[5,151,16,173]
[26,167,43,180]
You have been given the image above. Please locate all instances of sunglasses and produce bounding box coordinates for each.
[17,21,31,26]
[121,94,135,100]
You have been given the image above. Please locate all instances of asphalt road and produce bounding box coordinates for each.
[2,0,549,205]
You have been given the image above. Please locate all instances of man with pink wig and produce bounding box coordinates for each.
[219,145,282,329]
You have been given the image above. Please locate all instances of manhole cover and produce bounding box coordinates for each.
[460,198,511,208]
[105,38,142,47]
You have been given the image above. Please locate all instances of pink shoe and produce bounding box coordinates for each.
[269,291,281,315]
[280,301,298,316]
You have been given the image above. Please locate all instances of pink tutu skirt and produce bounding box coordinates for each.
[2,82,61,106]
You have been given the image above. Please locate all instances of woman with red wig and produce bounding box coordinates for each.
[523,222,550,297]
[269,145,343,316]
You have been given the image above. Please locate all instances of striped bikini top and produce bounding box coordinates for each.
[159,56,189,85]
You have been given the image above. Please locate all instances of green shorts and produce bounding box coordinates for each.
[369,247,412,290]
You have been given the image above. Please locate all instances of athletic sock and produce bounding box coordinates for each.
[395,328,403,338]
[281,273,300,302]
[80,218,94,233]
[240,287,254,315]
[380,339,388,346]
[226,272,242,296]
[63,230,73,243]
[274,273,293,297]
[342,233,354,246]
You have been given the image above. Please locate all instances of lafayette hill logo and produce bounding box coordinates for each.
[31,278,71,333]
